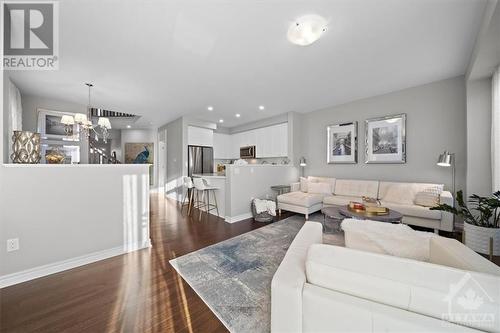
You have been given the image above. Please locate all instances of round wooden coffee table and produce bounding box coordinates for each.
[338,205,403,223]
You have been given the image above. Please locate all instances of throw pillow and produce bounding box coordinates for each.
[415,186,444,207]
[300,177,308,192]
[308,182,331,195]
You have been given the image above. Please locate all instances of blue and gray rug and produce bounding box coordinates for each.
[169,214,343,333]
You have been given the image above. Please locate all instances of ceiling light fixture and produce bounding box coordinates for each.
[235,114,241,118]
[207,106,214,111]
[127,125,131,129]
[219,119,224,123]
[259,105,265,110]
[60,83,112,143]
[287,14,328,46]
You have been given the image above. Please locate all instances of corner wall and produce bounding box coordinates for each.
[298,76,467,193]
[466,79,493,197]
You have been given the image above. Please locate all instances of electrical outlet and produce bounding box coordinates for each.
[6,238,19,252]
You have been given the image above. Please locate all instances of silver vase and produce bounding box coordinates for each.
[10,131,41,164]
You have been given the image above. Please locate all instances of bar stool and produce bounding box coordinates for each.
[192,178,220,221]
[181,176,194,215]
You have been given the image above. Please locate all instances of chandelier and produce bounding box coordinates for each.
[60,83,112,143]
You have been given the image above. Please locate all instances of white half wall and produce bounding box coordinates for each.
[225,165,298,221]
[0,164,150,286]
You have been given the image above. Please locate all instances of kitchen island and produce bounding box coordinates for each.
[193,164,298,223]
[192,173,227,219]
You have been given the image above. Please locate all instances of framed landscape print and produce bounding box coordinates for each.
[37,108,79,141]
[125,143,154,185]
[327,122,357,164]
[365,114,406,164]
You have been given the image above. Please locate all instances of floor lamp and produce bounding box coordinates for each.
[437,151,455,198]
[299,157,307,177]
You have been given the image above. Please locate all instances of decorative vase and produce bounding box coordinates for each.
[464,222,500,256]
[10,131,41,164]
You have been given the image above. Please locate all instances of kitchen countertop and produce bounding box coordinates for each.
[192,173,226,178]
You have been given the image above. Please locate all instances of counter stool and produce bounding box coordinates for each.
[192,178,220,221]
[181,177,194,215]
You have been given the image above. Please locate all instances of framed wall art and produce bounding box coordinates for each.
[37,108,79,141]
[125,142,154,185]
[365,114,406,164]
[327,122,357,164]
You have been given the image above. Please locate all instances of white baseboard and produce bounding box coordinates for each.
[225,213,253,223]
[0,240,152,289]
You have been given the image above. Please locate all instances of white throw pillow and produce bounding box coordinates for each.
[308,182,331,195]
[300,177,308,192]
[414,186,443,207]
[383,183,417,205]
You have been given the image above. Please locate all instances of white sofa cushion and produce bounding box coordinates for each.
[308,176,336,193]
[379,182,444,205]
[334,179,379,198]
[379,182,418,205]
[380,201,442,220]
[307,182,331,195]
[323,195,362,206]
[303,283,478,333]
[305,244,500,332]
[277,191,324,208]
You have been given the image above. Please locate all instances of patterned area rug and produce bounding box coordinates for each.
[169,213,343,333]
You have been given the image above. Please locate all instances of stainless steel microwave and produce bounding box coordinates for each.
[240,146,256,159]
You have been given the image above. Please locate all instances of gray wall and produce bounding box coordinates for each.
[3,74,9,163]
[466,78,492,197]
[297,76,467,193]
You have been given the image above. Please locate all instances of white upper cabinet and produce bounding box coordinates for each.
[213,133,231,159]
[256,123,288,157]
[231,132,242,158]
[214,122,289,159]
[188,126,213,147]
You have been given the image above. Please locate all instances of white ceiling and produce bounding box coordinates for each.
[9,0,488,128]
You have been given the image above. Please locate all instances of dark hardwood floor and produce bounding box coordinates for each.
[0,194,293,333]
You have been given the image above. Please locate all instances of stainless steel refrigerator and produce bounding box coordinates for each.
[188,145,214,177]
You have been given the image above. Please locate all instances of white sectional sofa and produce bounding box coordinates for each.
[271,222,500,333]
[277,176,454,232]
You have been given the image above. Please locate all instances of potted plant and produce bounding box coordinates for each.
[431,190,500,256]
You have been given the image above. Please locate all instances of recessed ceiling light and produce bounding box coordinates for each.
[235,114,241,118]
[219,119,224,123]
[126,125,131,128]
[287,15,328,46]
[259,105,265,110]
[207,106,214,111]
